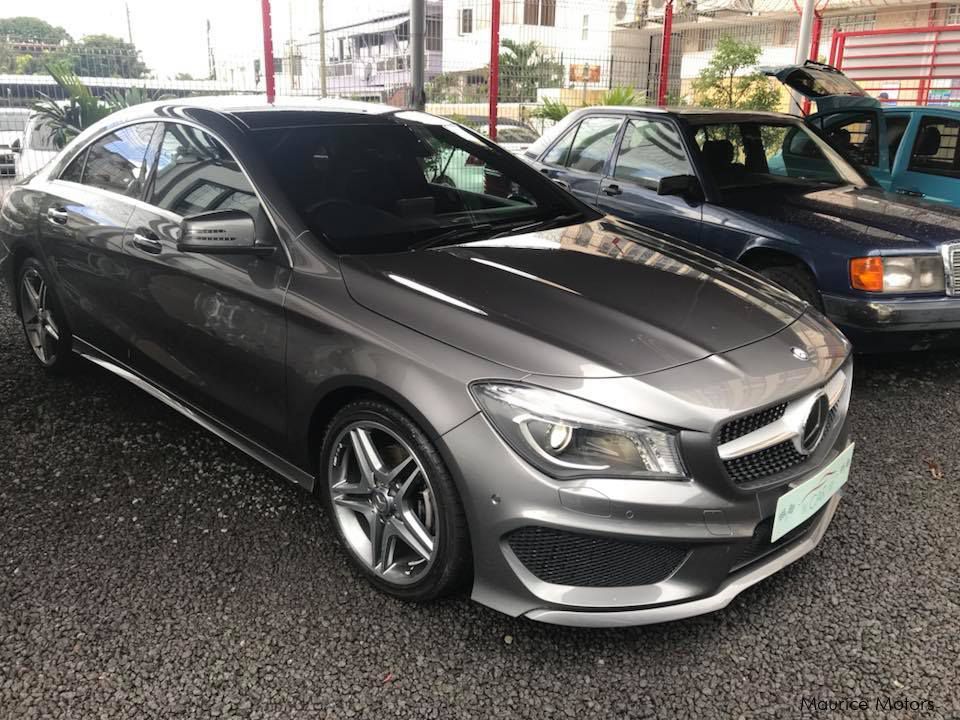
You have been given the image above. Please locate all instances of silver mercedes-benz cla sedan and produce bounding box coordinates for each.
[0,98,853,626]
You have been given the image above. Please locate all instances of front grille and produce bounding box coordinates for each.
[731,507,827,572]
[507,526,688,587]
[719,403,787,445]
[949,245,960,295]
[723,440,806,484]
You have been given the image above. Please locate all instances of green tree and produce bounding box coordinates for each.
[497,39,563,103]
[601,86,644,106]
[691,36,780,111]
[71,34,149,79]
[0,16,71,44]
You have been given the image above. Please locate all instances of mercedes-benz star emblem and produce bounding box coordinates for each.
[791,347,809,361]
[800,395,830,454]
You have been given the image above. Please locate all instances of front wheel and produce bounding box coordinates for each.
[758,264,824,311]
[318,399,471,602]
[17,258,73,372]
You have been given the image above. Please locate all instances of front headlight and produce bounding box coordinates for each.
[470,382,686,480]
[850,256,944,293]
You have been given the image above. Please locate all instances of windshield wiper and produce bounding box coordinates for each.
[410,223,495,251]
[488,211,583,238]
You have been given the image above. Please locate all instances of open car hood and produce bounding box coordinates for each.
[760,61,879,113]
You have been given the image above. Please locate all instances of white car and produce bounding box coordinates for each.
[6,112,61,181]
[0,108,29,179]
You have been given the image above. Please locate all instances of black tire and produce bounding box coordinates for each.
[15,257,74,373]
[318,399,471,602]
[758,264,824,311]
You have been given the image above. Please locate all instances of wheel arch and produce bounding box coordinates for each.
[738,244,819,281]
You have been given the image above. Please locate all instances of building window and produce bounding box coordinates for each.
[524,0,556,27]
[947,4,960,24]
[582,14,589,41]
[826,13,877,34]
[426,17,443,51]
[460,7,473,35]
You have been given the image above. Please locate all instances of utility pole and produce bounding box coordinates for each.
[792,0,817,114]
[261,0,276,103]
[410,0,426,110]
[207,19,216,80]
[657,0,673,106]
[318,0,327,97]
[125,2,134,44]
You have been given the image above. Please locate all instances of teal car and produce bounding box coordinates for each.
[764,61,960,206]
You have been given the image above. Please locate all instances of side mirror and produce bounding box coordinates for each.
[657,174,701,199]
[10,137,21,153]
[178,209,273,256]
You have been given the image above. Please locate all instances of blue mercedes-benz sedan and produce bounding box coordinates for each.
[524,105,960,349]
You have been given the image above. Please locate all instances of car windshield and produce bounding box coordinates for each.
[256,111,581,254]
[692,120,868,194]
[29,118,61,151]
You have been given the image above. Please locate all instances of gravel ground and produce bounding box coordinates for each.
[1,286,958,720]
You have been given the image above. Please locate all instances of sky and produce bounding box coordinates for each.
[3,0,407,78]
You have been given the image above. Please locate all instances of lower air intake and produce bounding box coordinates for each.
[507,526,688,587]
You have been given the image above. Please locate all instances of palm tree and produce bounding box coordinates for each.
[32,62,172,148]
[498,39,563,103]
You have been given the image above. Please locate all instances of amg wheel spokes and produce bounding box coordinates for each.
[329,422,438,585]
[20,269,57,366]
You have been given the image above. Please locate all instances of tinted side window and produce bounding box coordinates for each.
[819,111,878,167]
[614,119,691,185]
[59,150,86,183]
[150,124,260,217]
[908,116,960,179]
[567,117,622,173]
[543,123,577,166]
[81,124,156,196]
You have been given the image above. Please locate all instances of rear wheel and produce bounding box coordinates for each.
[318,399,470,601]
[758,264,824,311]
[17,258,72,372]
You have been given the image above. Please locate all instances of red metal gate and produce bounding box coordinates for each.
[829,24,960,107]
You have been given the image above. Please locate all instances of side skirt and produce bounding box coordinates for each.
[72,337,316,492]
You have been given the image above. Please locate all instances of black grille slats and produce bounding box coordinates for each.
[731,508,826,572]
[507,527,688,587]
[719,403,787,445]
[723,440,806,484]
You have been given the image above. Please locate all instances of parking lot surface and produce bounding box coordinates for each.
[1,287,958,719]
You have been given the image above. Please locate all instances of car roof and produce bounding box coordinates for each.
[566,105,801,125]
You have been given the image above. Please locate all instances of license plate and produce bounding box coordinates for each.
[771,443,854,542]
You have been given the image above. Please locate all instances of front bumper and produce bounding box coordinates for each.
[441,405,850,627]
[824,292,960,335]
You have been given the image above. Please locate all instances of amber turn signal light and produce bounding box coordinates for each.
[850,257,884,291]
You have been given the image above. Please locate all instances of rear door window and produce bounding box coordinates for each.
[78,123,158,196]
[907,115,960,179]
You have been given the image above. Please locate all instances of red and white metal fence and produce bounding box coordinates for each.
[830,24,960,107]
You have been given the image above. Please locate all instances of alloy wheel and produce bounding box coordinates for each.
[19,267,60,366]
[328,421,439,586]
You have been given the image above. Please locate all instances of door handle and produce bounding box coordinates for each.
[896,188,924,198]
[46,207,68,225]
[132,231,162,254]
[603,184,623,196]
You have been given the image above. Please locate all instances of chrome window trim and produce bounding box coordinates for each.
[49,115,292,267]
[717,366,850,461]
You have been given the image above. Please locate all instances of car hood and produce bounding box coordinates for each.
[760,61,878,113]
[340,219,807,378]
[722,184,960,250]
